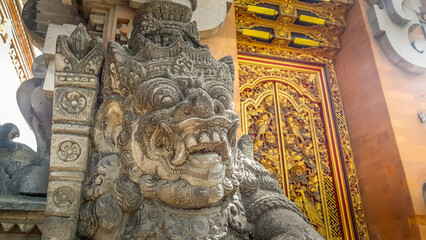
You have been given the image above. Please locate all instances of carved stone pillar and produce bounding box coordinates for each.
[43,24,105,240]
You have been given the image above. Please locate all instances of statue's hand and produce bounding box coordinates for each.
[253,208,324,240]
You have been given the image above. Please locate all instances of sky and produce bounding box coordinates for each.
[0,41,37,150]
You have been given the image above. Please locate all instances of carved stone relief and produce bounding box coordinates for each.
[43,23,105,240]
[44,1,324,239]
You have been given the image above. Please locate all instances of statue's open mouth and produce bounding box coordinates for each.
[150,116,238,187]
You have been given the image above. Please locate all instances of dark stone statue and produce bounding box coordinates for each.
[0,55,51,197]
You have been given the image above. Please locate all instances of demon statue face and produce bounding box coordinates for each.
[78,1,324,239]
[104,51,239,210]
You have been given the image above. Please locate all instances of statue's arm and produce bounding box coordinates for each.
[236,147,323,240]
[249,195,323,240]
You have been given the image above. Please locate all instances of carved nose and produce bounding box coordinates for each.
[179,89,224,118]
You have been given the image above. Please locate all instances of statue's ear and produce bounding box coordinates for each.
[94,99,124,154]
[219,55,235,81]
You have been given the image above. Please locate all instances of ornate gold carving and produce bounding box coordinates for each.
[0,0,35,81]
[241,74,333,238]
[239,64,319,99]
[234,0,351,58]
[327,64,369,240]
[238,56,369,240]
[238,43,335,63]
[235,0,367,238]
[241,82,284,188]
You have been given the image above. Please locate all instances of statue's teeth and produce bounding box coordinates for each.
[199,132,210,143]
[212,131,220,142]
[185,135,197,149]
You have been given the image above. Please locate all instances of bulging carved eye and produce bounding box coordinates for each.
[152,88,182,109]
[134,78,183,112]
[207,84,233,110]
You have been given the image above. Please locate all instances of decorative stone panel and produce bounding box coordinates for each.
[45,180,82,217]
[43,216,78,240]
[52,87,97,124]
[55,72,99,89]
[43,23,105,240]
[50,134,90,172]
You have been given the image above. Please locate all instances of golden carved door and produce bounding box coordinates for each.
[239,55,365,240]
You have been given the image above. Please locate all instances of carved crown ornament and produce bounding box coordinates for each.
[43,0,325,239]
[55,24,105,76]
[367,0,426,73]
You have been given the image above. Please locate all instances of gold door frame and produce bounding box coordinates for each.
[239,54,366,240]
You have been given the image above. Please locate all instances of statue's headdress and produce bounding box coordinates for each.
[102,0,235,98]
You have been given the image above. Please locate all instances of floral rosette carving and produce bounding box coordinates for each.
[61,92,87,113]
[53,186,75,207]
[58,141,81,162]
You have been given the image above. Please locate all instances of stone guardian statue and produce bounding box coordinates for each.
[47,1,324,239]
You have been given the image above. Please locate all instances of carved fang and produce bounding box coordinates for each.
[171,141,187,166]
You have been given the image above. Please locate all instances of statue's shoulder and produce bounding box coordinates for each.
[235,137,309,226]
[235,145,283,196]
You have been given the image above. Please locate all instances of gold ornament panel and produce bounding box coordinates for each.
[239,54,368,240]
[234,0,352,58]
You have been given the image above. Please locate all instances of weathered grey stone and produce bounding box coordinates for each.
[19,163,49,196]
[32,55,47,79]
[43,23,105,239]
[0,54,52,199]
[0,123,49,197]
[129,0,229,38]
[52,87,98,125]
[43,216,77,239]
[0,195,46,211]
[0,55,52,203]
[16,76,52,157]
[0,140,34,196]
[0,55,55,199]
[237,134,254,161]
[50,134,90,172]
[66,1,324,239]
[0,203,44,239]
[42,24,77,99]
[45,180,82,217]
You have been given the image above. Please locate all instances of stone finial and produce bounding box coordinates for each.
[55,23,105,75]
[68,24,92,60]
